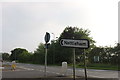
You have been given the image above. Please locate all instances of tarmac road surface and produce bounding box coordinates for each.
[2,62,119,80]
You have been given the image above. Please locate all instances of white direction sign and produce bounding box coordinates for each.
[60,39,89,48]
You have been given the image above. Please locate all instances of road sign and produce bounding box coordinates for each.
[60,39,89,49]
[44,32,50,43]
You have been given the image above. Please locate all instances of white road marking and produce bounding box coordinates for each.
[62,74,65,75]
[89,75,101,78]
[92,70,107,71]
[68,69,72,71]
[78,70,84,72]
[56,73,60,75]
[39,70,42,71]
[17,66,34,71]
[51,72,55,74]
[46,71,50,73]
[18,67,61,75]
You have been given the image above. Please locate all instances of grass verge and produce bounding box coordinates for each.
[76,63,118,70]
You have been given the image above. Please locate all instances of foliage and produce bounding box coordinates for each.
[33,43,45,64]
[10,48,29,61]
[2,53,10,61]
[47,26,95,64]
[110,43,119,65]
[19,51,32,63]
[88,43,119,65]
[77,63,118,70]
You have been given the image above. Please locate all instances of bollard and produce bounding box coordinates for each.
[61,62,67,76]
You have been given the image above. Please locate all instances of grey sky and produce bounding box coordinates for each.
[1,0,119,53]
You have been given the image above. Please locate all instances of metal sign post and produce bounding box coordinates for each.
[44,32,50,77]
[73,48,76,80]
[45,46,47,77]
[84,49,87,80]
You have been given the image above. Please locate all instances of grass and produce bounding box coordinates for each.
[76,63,119,71]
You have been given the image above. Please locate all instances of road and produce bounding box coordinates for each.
[2,62,119,79]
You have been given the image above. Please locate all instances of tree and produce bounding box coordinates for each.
[89,46,113,64]
[110,43,119,65]
[48,26,95,64]
[33,43,45,64]
[89,47,100,63]
[2,53,10,61]
[19,51,32,63]
[10,48,29,61]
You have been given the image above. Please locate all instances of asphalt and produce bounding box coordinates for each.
[1,77,119,80]
[2,62,119,80]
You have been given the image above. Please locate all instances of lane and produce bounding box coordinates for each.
[87,69,118,78]
[16,63,65,76]
[2,62,119,79]
[2,62,63,78]
[17,63,119,78]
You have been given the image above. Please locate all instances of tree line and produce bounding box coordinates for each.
[1,27,119,66]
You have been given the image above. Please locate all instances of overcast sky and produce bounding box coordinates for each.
[0,0,119,53]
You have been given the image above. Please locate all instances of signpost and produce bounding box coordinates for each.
[83,49,87,80]
[60,39,89,48]
[72,37,76,80]
[60,39,89,80]
[44,32,50,77]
